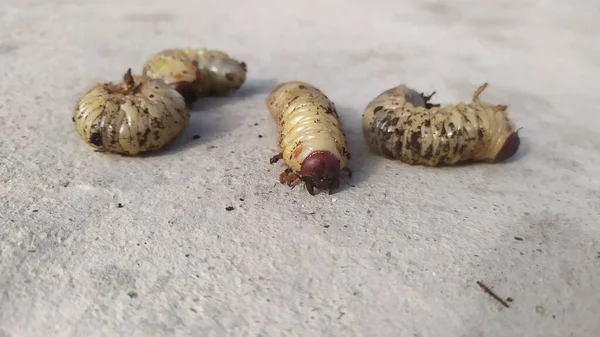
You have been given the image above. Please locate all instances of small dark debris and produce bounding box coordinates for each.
[552,315,556,319]
[192,135,201,140]
[254,122,259,126]
[127,291,138,299]
[258,134,263,138]
[506,297,513,302]
[239,198,245,201]
[185,253,190,258]
[367,210,371,214]
[350,184,355,187]
[338,312,345,319]
[476,281,510,308]
[324,225,330,228]
[535,305,546,315]
[225,206,235,211]
[266,299,271,302]
[62,181,70,187]
[117,203,124,208]
[32,210,38,213]
[27,249,36,253]
[514,236,523,241]
[190,308,198,313]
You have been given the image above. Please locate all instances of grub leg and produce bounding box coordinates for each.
[287,175,302,188]
[270,153,283,164]
[472,82,489,104]
[279,168,292,184]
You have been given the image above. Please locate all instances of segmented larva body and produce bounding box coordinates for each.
[362,83,520,166]
[267,81,351,195]
[142,48,247,105]
[73,69,189,155]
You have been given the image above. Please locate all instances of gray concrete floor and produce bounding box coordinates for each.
[1,0,600,336]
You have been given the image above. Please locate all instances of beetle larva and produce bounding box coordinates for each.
[73,68,189,155]
[267,81,351,195]
[142,48,247,105]
[362,83,520,166]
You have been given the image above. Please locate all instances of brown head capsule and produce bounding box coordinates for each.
[142,48,247,105]
[267,81,352,195]
[362,82,521,166]
[73,69,189,155]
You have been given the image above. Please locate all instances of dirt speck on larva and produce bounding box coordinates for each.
[225,206,235,211]
[192,135,201,140]
[127,291,138,299]
[514,236,523,241]
[117,203,124,208]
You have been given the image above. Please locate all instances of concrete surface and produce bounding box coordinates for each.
[1,0,599,336]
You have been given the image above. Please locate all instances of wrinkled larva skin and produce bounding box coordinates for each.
[73,69,190,156]
[362,83,520,166]
[142,48,247,105]
[267,81,351,195]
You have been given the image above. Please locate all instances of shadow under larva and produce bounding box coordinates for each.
[362,82,521,167]
[72,68,190,156]
[266,80,352,196]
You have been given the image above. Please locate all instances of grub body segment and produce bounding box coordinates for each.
[362,83,519,166]
[267,81,351,195]
[73,70,189,155]
[143,48,247,104]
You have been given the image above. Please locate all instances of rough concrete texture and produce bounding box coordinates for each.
[1,0,600,336]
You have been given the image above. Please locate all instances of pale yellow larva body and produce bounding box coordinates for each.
[142,48,247,104]
[267,81,351,195]
[362,83,520,166]
[73,69,189,156]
